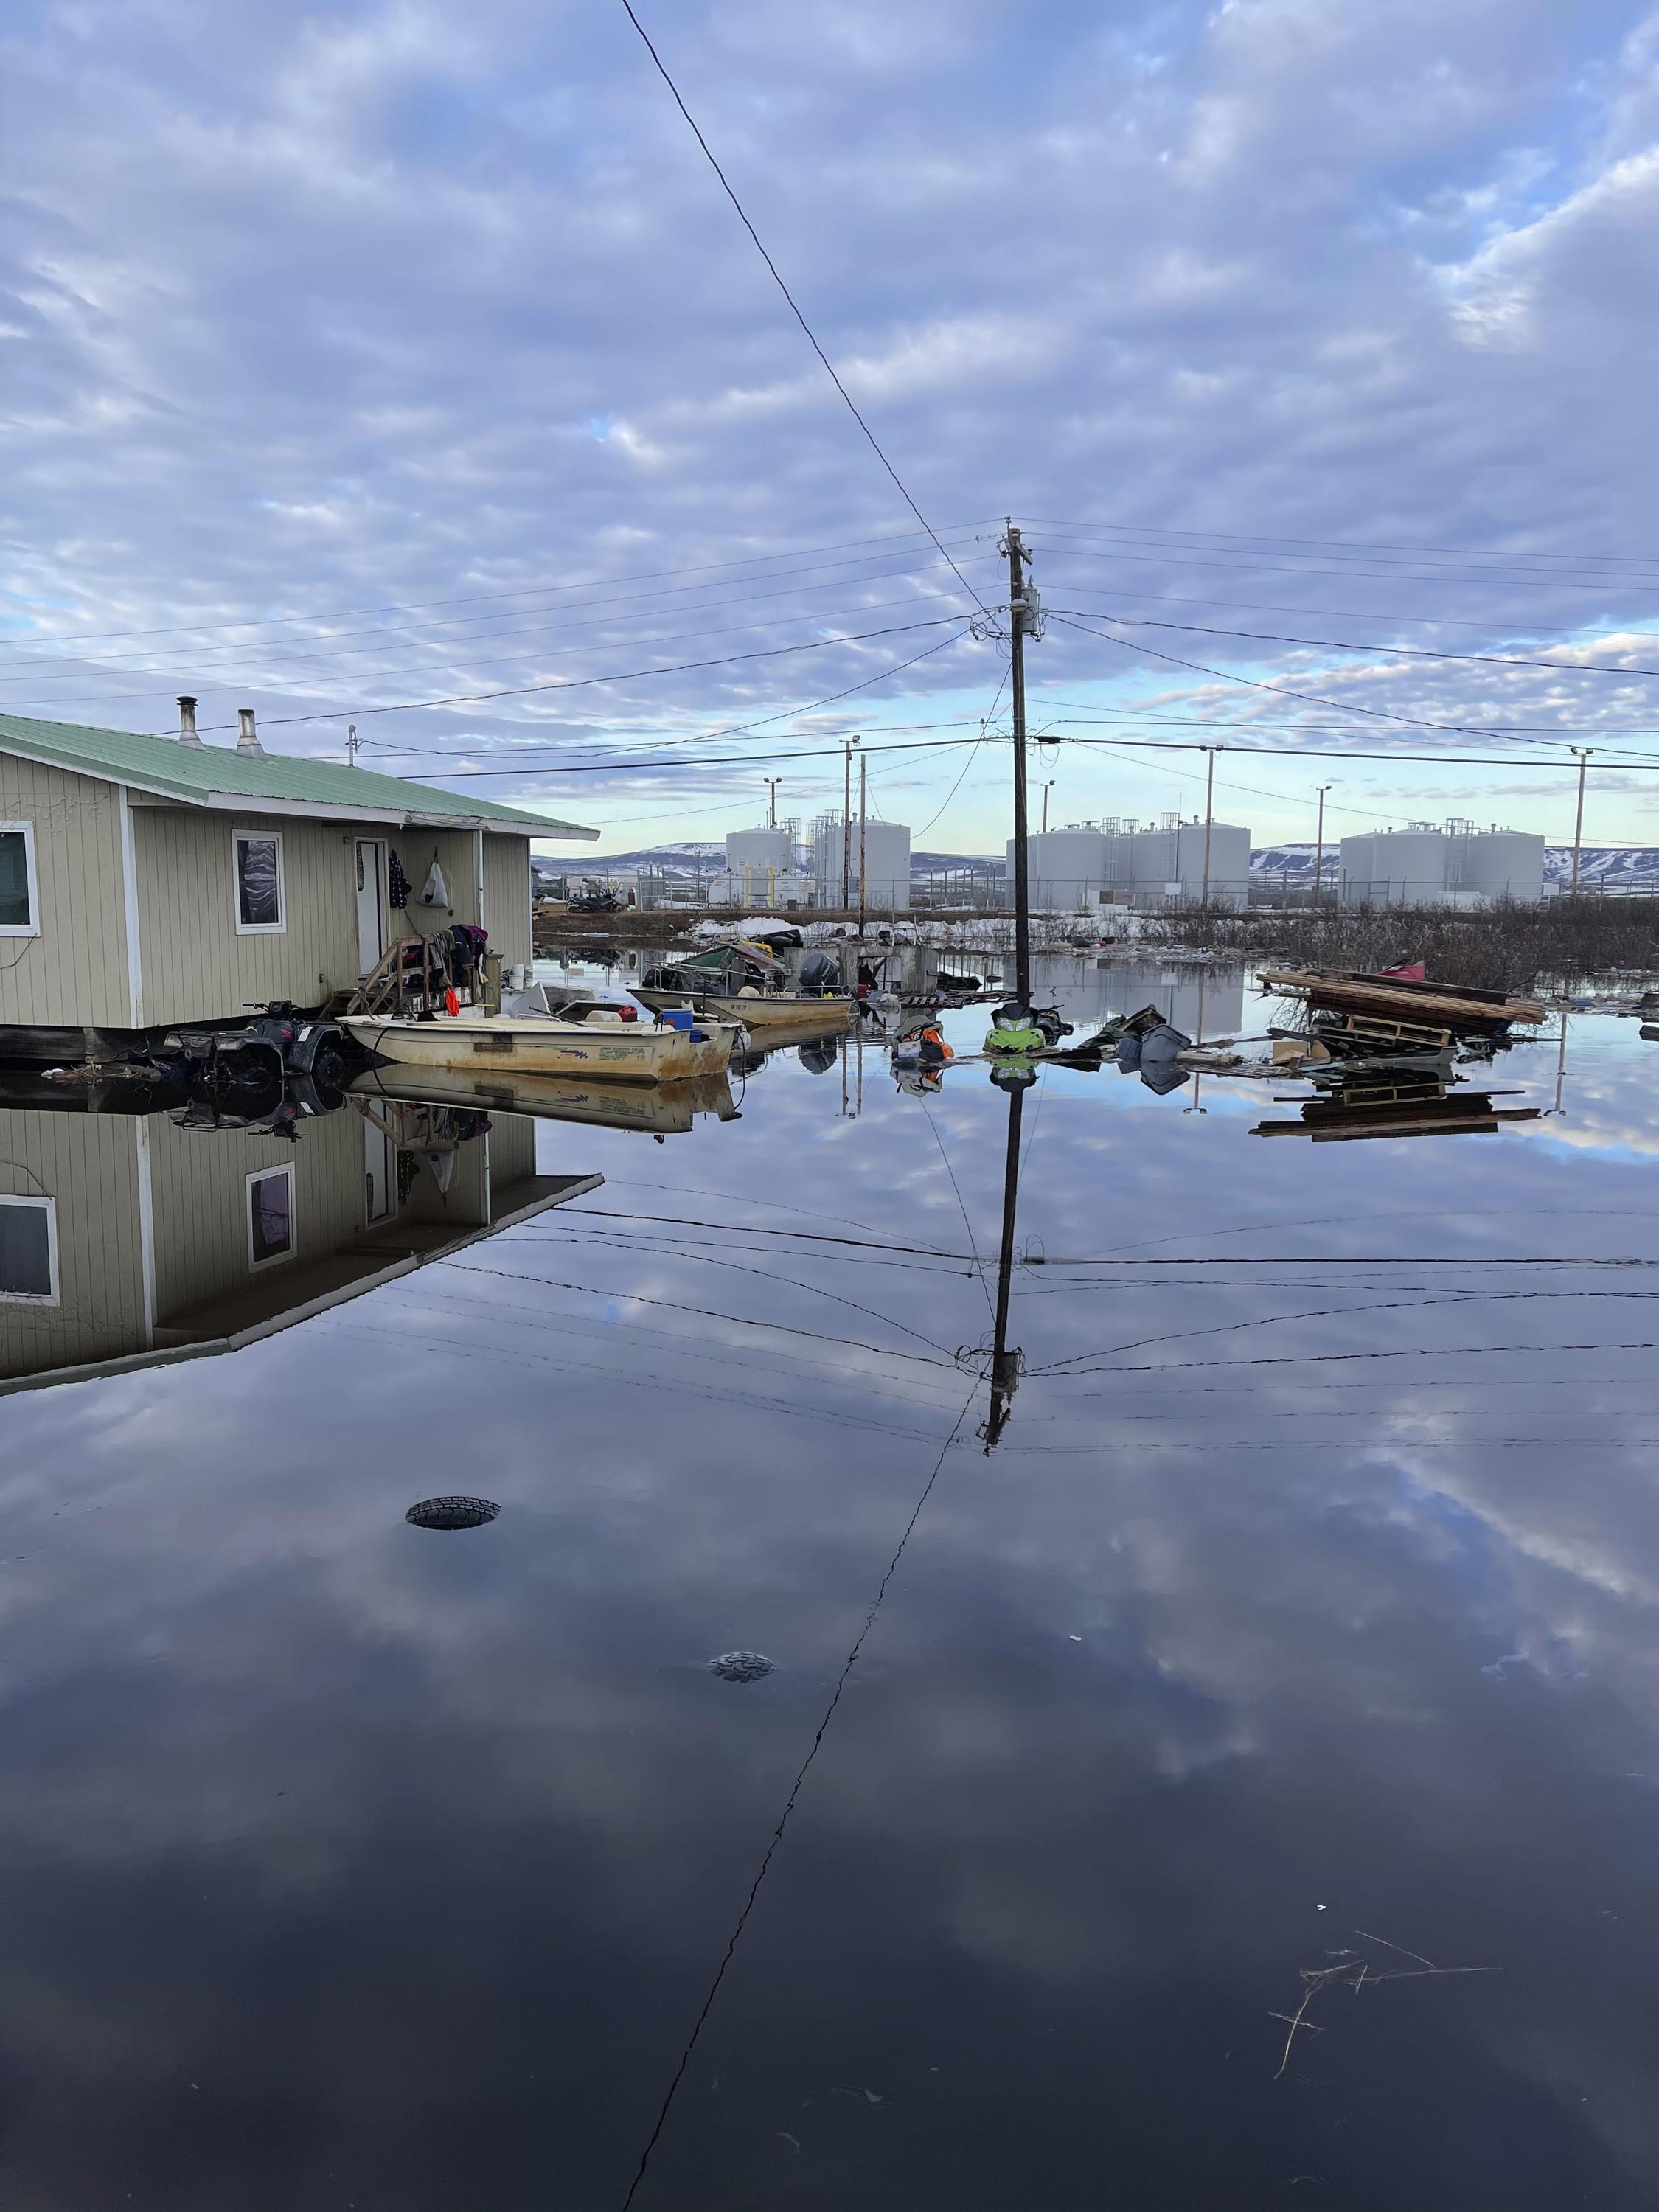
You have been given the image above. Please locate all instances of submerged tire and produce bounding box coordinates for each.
[708,1651,775,1683]
[406,1495,501,1531]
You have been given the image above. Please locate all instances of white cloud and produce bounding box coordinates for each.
[4,0,1659,844]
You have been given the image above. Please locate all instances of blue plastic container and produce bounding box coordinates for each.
[661,1007,694,1032]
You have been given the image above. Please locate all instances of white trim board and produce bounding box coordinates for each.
[0,819,41,939]
[0,1194,58,1304]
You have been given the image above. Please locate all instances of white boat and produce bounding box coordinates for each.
[341,1006,740,1083]
[632,985,852,1030]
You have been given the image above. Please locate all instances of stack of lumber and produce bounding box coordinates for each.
[1258,969,1547,1035]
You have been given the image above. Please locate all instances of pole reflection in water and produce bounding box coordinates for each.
[980,1063,1032,1452]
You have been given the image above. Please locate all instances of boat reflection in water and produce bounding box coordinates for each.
[0,1068,612,1397]
[349,1064,740,1135]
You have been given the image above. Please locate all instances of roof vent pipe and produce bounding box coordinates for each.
[236,707,265,758]
[177,695,205,748]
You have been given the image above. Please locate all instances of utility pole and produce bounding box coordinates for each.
[858,752,868,936]
[1040,780,1054,835]
[841,737,860,911]
[1006,523,1034,1004]
[1570,748,1593,891]
[347,722,359,767]
[764,776,781,829]
[1200,745,1220,908]
[1315,782,1333,909]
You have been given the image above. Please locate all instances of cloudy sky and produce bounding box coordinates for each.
[7,0,1659,853]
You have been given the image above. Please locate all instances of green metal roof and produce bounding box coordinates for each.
[0,712,597,839]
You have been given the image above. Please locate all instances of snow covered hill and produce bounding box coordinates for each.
[1250,842,1659,890]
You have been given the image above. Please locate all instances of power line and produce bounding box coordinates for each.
[1058,732,1659,771]
[1046,611,1659,752]
[1025,566,1658,640]
[369,731,991,777]
[0,540,995,681]
[1023,515,1659,574]
[1020,531,1659,599]
[1,581,984,714]
[1067,608,1659,684]
[615,0,990,619]
[0,517,999,650]
[618,1394,978,2209]
[912,664,1009,838]
[132,616,973,734]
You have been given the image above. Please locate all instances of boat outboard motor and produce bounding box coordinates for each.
[797,950,840,992]
[797,1037,839,1074]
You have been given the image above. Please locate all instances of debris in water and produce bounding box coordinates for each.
[708,1651,775,1683]
[406,1496,501,1531]
[1272,1930,1501,2079]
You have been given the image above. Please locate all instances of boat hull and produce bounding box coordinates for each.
[633,987,852,1029]
[341,1012,737,1082]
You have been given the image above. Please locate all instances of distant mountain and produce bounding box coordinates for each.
[533,841,722,877]
[534,842,998,878]
[1541,845,1659,888]
[1251,844,1340,879]
[536,840,1659,889]
[1251,841,1659,888]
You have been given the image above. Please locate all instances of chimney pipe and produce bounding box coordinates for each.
[236,707,265,758]
[177,695,204,748]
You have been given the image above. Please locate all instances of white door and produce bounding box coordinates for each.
[355,839,386,974]
[364,1118,393,1222]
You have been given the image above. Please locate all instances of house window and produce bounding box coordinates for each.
[0,823,39,936]
[0,1196,58,1303]
[246,1164,296,1268]
[233,831,285,933]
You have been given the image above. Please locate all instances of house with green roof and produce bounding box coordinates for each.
[0,699,595,1053]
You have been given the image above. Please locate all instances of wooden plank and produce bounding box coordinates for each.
[1259,969,1547,1027]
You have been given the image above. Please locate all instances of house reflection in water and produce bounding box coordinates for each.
[0,1081,601,1394]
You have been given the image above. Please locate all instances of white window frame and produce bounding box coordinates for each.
[0,1194,59,1304]
[232,829,286,936]
[0,821,40,939]
[246,1164,297,1270]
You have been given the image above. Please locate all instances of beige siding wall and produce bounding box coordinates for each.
[392,829,480,940]
[485,1111,536,1192]
[149,1100,370,1324]
[2,773,540,1033]
[134,806,369,1022]
[482,833,532,964]
[0,756,130,1028]
[0,1111,145,1380]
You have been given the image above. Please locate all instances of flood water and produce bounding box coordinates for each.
[3,957,1658,2208]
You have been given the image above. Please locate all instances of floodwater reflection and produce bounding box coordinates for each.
[0,961,1655,2208]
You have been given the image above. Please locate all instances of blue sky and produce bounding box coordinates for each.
[6,0,1659,853]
